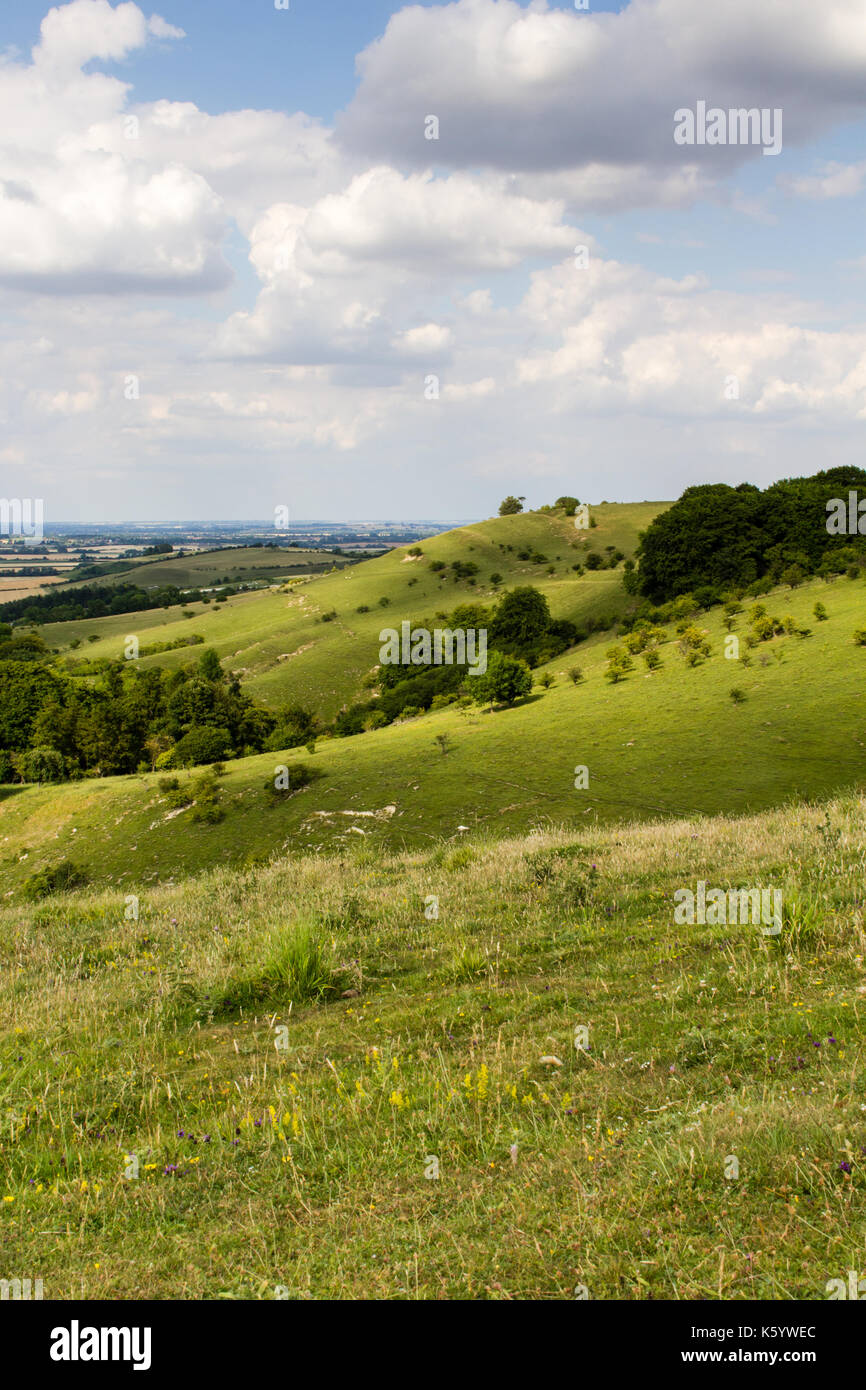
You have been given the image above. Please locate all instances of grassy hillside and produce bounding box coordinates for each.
[1,792,863,1298]
[41,504,667,717]
[3,570,865,892]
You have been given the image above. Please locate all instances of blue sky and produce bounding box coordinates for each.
[2,0,866,520]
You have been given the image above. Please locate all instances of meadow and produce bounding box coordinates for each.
[1,793,863,1298]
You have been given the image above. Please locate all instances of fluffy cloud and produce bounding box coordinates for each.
[339,0,866,208]
[0,0,228,291]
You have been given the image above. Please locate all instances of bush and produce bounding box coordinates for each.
[356,604,370,613]
[265,761,322,800]
[813,602,828,621]
[538,671,554,689]
[604,646,634,683]
[471,651,532,707]
[729,687,747,703]
[171,726,230,768]
[16,746,66,783]
[22,859,86,900]
[189,768,224,823]
[854,629,866,646]
[568,666,583,684]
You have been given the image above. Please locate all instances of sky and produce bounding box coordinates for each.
[2,0,866,521]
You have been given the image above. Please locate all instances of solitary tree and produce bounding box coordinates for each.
[498,496,525,516]
[472,651,532,707]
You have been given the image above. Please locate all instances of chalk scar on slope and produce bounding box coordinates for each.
[276,643,315,661]
[148,803,193,828]
[304,804,397,824]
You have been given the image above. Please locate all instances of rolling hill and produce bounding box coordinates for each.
[40,503,667,718]
[2,561,865,893]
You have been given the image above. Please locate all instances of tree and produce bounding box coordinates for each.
[490,586,551,650]
[472,651,532,707]
[17,745,66,783]
[197,647,223,682]
[498,496,524,516]
[555,496,579,515]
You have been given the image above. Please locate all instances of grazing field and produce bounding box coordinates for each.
[1,793,863,1298]
[2,568,865,891]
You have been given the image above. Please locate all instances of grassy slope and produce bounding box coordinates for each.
[1,793,863,1298]
[40,504,664,716]
[2,571,865,891]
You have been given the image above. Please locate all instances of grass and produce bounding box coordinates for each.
[3,568,866,891]
[1,792,864,1299]
[38,504,665,716]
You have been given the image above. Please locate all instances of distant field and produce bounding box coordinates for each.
[58,546,354,592]
[0,574,72,599]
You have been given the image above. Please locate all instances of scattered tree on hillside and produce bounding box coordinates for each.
[472,651,532,707]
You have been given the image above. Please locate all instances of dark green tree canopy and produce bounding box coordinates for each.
[636,469,866,601]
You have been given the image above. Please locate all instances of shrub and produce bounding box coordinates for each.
[729,687,747,703]
[604,646,634,683]
[171,726,230,767]
[407,546,423,557]
[356,604,370,613]
[471,651,532,707]
[854,629,866,646]
[813,602,828,621]
[265,761,322,799]
[538,671,554,689]
[22,859,86,900]
[568,666,583,684]
[16,746,66,783]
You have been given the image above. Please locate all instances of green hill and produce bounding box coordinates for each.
[41,503,666,718]
[3,567,865,892]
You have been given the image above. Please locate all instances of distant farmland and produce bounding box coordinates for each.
[59,545,357,592]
